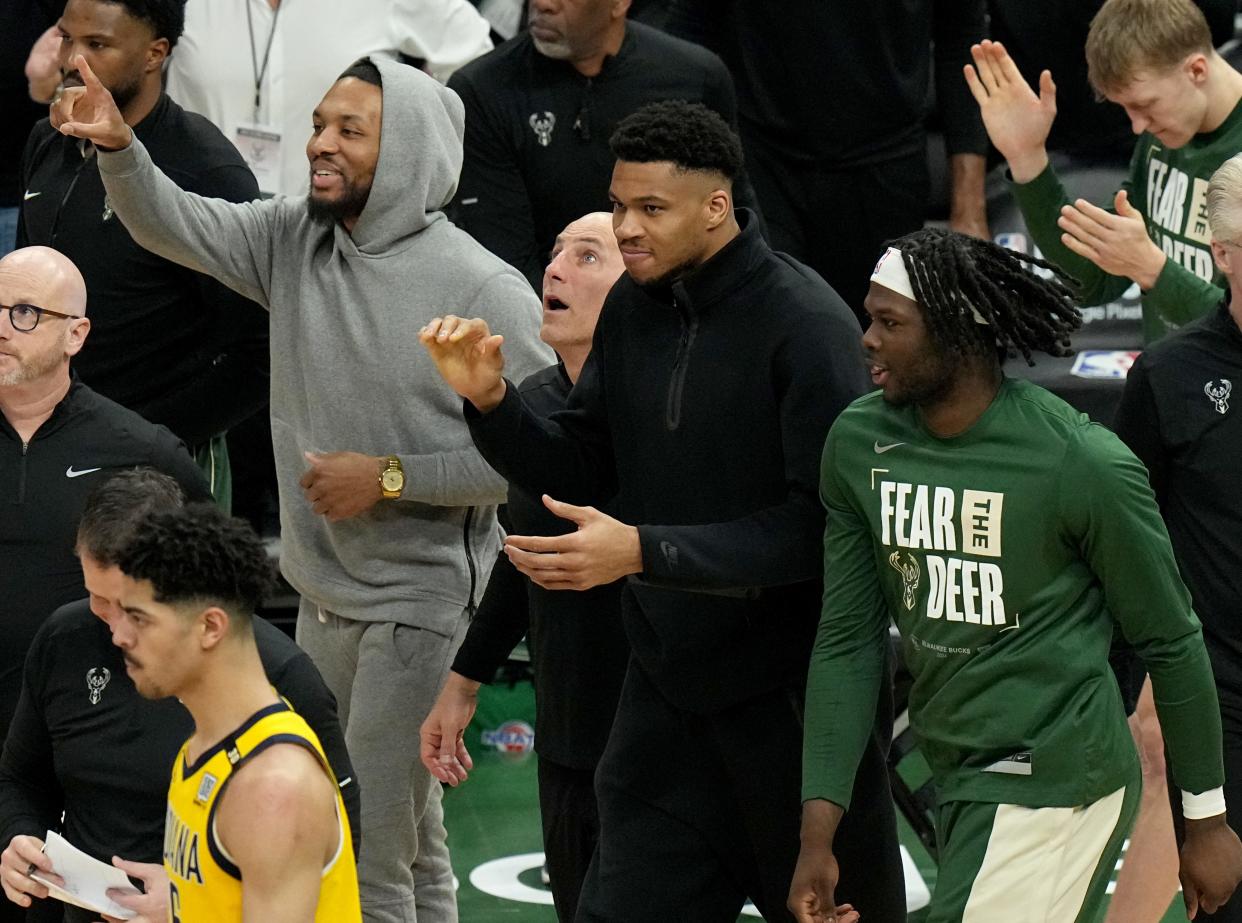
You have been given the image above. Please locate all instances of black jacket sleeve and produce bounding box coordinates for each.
[449,70,547,292]
[0,645,64,848]
[1112,356,1168,504]
[466,329,618,506]
[268,651,362,859]
[933,0,988,156]
[148,425,213,502]
[139,162,270,446]
[452,549,531,683]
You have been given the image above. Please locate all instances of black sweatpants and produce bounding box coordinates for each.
[744,141,930,326]
[576,658,906,922]
[539,757,600,922]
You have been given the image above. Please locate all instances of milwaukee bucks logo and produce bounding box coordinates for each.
[889,551,921,611]
[1205,379,1231,414]
[529,112,555,147]
[86,667,111,705]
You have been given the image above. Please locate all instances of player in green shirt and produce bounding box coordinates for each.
[790,229,1242,923]
[965,0,1242,343]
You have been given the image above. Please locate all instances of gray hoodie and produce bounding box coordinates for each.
[97,58,553,634]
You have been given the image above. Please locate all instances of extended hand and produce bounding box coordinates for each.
[1057,190,1166,288]
[50,55,131,151]
[420,674,480,786]
[96,856,167,923]
[300,451,384,521]
[787,844,857,923]
[419,315,507,412]
[1180,815,1242,918]
[504,496,642,591]
[963,39,1056,183]
[0,835,59,909]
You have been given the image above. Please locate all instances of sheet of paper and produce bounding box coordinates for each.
[29,831,138,920]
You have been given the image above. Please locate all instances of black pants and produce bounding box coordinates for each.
[539,758,600,923]
[576,658,905,922]
[744,141,930,326]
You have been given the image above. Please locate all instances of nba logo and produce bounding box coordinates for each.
[994,232,1028,253]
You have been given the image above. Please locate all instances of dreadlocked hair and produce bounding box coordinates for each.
[894,228,1083,366]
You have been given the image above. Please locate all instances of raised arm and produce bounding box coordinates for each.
[54,55,280,308]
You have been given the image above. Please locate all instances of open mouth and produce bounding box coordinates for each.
[61,74,84,88]
[869,363,890,387]
[544,296,570,312]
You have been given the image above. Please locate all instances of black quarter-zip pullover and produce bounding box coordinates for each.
[0,379,208,738]
[1114,298,1242,702]
[467,211,868,712]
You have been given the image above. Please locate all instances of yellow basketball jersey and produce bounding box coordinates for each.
[164,700,361,923]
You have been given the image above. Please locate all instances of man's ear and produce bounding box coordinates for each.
[1185,51,1210,87]
[704,188,732,230]
[146,37,170,75]
[1211,239,1232,276]
[200,606,232,650]
[64,316,90,357]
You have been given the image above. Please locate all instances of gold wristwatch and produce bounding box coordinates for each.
[379,455,404,499]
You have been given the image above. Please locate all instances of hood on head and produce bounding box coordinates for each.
[348,56,465,253]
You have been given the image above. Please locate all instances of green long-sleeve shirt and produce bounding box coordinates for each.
[803,379,1224,809]
[1011,100,1242,343]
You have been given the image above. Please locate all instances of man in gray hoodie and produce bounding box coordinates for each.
[51,52,553,923]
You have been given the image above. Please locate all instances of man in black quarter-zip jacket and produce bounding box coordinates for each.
[422,102,905,923]
[0,246,206,765]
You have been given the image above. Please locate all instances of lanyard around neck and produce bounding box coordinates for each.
[245,0,282,118]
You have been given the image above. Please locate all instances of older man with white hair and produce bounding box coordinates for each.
[1112,152,1242,922]
[0,244,206,753]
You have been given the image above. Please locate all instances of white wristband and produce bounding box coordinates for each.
[1182,787,1227,820]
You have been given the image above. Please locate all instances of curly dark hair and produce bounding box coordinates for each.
[609,100,743,181]
[116,504,274,622]
[77,468,184,566]
[892,228,1082,366]
[105,0,186,49]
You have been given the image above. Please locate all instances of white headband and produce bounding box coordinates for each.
[870,245,990,326]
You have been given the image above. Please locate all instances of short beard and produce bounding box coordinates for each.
[632,256,702,292]
[306,182,372,227]
[531,35,573,59]
[0,341,67,387]
[883,346,957,409]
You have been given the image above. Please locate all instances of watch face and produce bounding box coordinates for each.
[381,470,403,492]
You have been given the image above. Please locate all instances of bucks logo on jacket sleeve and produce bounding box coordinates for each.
[164,701,360,922]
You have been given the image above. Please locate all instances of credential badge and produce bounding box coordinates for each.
[86,667,111,705]
[1205,379,1232,414]
[529,112,555,147]
[889,551,921,611]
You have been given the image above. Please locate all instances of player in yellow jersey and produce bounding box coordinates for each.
[109,503,361,923]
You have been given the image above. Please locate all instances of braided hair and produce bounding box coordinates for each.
[893,228,1082,366]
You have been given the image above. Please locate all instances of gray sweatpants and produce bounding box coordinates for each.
[297,599,470,923]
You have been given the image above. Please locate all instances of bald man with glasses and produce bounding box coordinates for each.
[0,245,207,758]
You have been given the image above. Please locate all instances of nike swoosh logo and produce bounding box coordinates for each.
[66,466,103,478]
[23,190,40,201]
[873,441,905,454]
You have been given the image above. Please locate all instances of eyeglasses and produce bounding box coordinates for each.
[1,303,82,332]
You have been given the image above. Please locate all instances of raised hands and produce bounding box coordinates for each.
[419,315,508,413]
[964,40,1057,184]
[50,55,131,152]
[504,496,643,591]
[1057,190,1166,287]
